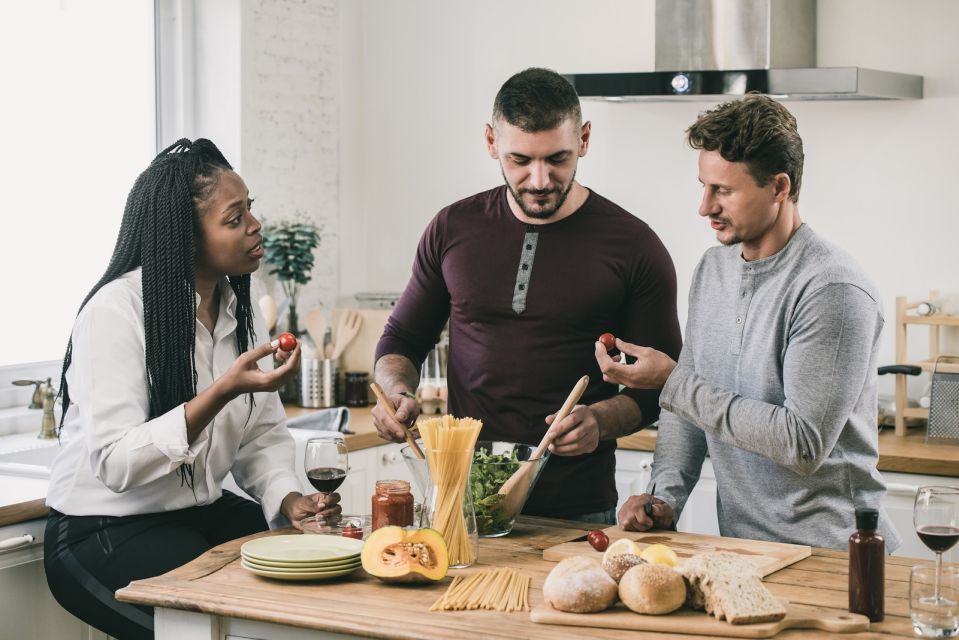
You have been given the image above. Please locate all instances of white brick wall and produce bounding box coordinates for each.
[241,0,340,321]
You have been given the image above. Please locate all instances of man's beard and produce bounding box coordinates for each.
[503,168,576,219]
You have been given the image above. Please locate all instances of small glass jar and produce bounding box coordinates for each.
[344,371,369,407]
[371,480,414,530]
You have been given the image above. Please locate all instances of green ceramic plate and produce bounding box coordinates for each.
[240,559,362,581]
[240,534,364,564]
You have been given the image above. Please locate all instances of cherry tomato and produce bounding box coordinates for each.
[598,332,616,352]
[342,525,363,540]
[276,332,297,352]
[587,528,609,552]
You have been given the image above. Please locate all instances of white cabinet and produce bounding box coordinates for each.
[614,449,719,536]
[880,470,959,563]
[0,520,105,639]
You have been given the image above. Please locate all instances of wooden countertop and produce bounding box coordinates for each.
[117,516,924,639]
[333,406,958,477]
[616,423,958,478]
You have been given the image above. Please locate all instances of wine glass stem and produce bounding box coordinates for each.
[935,551,943,601]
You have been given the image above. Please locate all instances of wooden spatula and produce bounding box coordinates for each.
[497,375,590,517]
[370,382,424,459]
[331,309,363,360]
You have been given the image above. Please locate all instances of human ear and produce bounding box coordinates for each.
[773,173,791,202]
[579,121,592,157]
[485,123,498,160]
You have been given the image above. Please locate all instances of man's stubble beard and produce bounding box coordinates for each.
[502,167,577,220]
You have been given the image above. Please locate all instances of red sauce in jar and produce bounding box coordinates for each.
[371,480,414,530]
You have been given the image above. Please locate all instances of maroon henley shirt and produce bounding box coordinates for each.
[376,186,681,517]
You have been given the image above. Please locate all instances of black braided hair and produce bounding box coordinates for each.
[58,138,257,488]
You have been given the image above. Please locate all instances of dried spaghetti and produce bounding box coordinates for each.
[429,567,531,612]
[419,415,483,566]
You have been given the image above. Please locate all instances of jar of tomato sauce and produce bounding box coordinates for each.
[371,480,414,530]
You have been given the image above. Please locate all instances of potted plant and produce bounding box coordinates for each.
[262,216,321,335]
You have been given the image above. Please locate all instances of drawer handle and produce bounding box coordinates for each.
[382,452,398,464]
[0,534,34,553]
[886,482,919,497]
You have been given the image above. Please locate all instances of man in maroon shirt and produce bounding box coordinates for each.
[373,68,681,521]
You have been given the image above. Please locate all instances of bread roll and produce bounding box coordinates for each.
[542,557,618,613]
[618,563,686,615]
[603,553,646,582]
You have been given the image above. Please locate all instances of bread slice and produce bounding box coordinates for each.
[701,576,786,625]
[679,552,785,625]
[679,552,760,610]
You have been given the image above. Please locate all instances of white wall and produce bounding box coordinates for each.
[338,0,959,397]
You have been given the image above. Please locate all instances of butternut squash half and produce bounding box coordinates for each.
[361,526,449,583]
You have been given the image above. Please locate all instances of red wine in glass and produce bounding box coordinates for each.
[914,486,959,605]
[307,467,347,493]
[916,524,959,554]
[304,434,349,501]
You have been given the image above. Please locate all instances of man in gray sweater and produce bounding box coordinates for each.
[598,95,900,550]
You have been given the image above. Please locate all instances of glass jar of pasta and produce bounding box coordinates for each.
[420,447,478,568]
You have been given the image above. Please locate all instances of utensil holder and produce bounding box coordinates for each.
[300,358,338,408]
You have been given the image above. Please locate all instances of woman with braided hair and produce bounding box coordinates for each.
[43,139,337,639]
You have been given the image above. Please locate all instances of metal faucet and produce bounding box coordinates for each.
[39,380,57,440]
[12,378,58,439]
[12,378,49,409]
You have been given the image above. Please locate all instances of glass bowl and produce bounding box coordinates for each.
[471,441,548,537]
[401,440,549,538]
[299,514,372,540]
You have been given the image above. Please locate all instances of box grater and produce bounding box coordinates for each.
[926,355,959,444]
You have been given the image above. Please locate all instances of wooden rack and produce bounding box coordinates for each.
[894,292,959,436]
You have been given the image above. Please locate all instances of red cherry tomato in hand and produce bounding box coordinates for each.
[342,525,363,540]
[587,528,609,552]
[598,332,616,352]
[276,332,297,352]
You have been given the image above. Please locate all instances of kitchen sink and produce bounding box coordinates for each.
[0,436,62,479]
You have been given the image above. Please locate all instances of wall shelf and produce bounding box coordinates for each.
[894,292,959,436]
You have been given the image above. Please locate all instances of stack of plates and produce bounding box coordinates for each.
[240,534,364,581]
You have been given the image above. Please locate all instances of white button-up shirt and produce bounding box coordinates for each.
[46,268,300,527]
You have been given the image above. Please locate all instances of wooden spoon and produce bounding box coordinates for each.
[497,375,590,517]
[257,295,278,333]
[304,308,327,352]
[370,382,424,459]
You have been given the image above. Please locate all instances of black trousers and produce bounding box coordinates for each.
[44,491,268,640]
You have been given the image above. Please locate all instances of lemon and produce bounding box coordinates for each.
[640,543,679,567]
[601,537,642,564]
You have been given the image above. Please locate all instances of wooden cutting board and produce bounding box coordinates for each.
[543,526,811,577]
[530,603,869,638]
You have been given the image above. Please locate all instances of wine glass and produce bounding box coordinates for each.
[304,433,349,505]
[914,486,959,604]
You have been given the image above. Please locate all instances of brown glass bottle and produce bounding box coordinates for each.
[371,480,414,530]
[849,507,884,622]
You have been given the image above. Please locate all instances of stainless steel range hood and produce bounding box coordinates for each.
[565,0,923,102]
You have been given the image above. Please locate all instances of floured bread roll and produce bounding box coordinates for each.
[542,556,618,613]
[618,563,686,615]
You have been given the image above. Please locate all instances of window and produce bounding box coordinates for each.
[0,1,156,366]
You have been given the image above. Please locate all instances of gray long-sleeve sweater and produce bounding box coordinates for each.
[651,223,901,550]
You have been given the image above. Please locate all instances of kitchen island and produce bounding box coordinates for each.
[117,516,926,640]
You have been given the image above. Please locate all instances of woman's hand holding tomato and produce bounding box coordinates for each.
[219,338,301,397]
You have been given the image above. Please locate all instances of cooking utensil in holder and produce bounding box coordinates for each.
[300,358,338,408]
[927,355,959,444]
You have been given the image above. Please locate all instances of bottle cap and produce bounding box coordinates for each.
[855,508,879,531]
